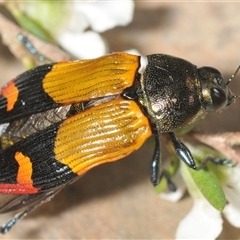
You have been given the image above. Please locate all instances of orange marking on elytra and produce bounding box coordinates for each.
[15,151,34,186]
[0,183,39,194]
[1,81,19,111]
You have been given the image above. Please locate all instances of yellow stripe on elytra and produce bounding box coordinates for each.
[14,151,33,185]
[43,53,139,104]
[2,81,19,111]
[54,98,152,176]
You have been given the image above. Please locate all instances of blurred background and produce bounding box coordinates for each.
[0,2,240,239]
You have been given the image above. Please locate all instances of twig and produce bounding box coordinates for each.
[0,13,70,62]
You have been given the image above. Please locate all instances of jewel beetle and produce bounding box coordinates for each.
[0,52,238,233]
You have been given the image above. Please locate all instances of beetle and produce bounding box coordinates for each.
[0,52,238,233]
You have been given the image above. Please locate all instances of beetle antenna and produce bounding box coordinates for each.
[227,64,240,85]
[227,64,240,100]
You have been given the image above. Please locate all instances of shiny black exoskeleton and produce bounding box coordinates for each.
[125,54,237,186]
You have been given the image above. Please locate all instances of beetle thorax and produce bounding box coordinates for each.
[137,54,206,133]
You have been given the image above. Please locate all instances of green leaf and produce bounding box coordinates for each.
[6,2,67,42]
[181,146,226,211]
[15,14,52,42]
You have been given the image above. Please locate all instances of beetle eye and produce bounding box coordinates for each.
[211,88,227,112]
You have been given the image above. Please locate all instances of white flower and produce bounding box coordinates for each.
[176,165,240,239]
[175,162,223,239]
[222,166,240,228]
[57,1,134,59]
[72,1,134,33]
[15,1,135,59]
[176,197,223,240]
[57,30,107,59]
[159,144,240,239]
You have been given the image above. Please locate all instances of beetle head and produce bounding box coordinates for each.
[198,66,239,112]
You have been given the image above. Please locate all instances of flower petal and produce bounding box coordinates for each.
[57,30,108,59]
[74,1,134,32]
[176,199,223,239]
[224,203,240,228]
[222,166,240,228]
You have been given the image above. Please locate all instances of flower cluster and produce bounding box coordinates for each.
[158,142,240,239]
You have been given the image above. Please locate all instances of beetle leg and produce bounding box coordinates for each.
[168,132,197,170]
[161,171,177,192]
[197,156,237,169]
[168,133,236,171]
[150,131,162,186]
[150,130,178,190]
[207,157,236,167]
